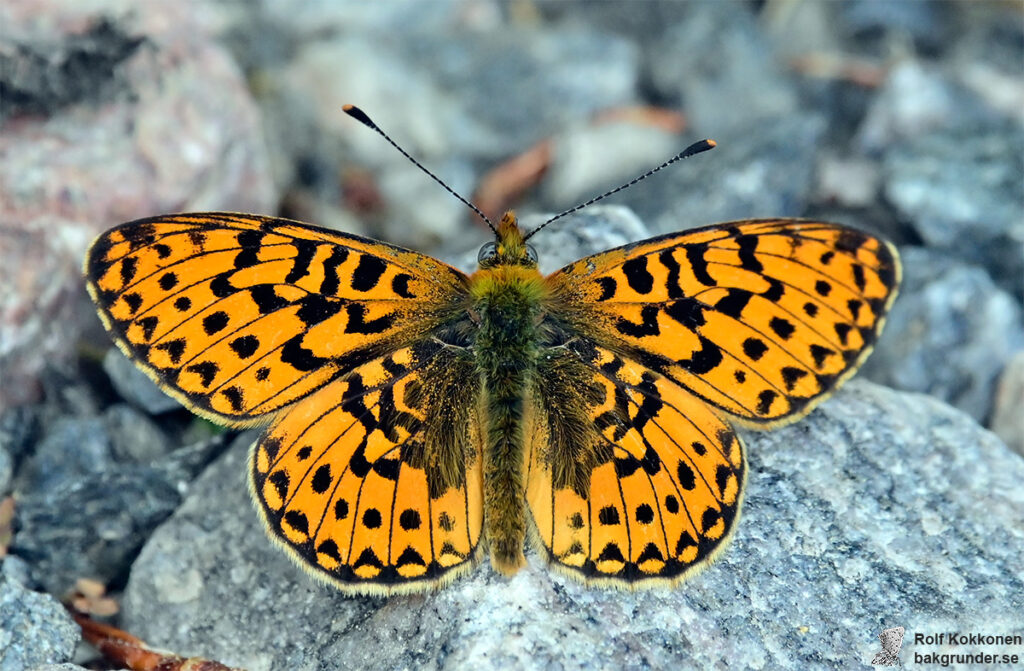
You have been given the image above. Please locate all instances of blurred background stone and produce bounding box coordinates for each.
[102,349,181,416]
[861,247,1024,424]
[0,1,279,408]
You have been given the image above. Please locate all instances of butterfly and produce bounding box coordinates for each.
[84,107,900,595]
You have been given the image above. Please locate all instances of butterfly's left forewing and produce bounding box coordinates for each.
[85,213,468,424]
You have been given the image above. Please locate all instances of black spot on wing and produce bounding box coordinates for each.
[311,464,332,494]
[622,256,654,294]
[735,234,763,272]
[781,366,808,391]
[351,255,387,291]
[285,239,318,284]
[229,335,260,358]
[185,361,219,388]
[677,336,722,374]
[658,249,684,299]
[756,390,777,415]
[280,335,327,372]
[714,288,752,319]
[852,264,867,293]
[594,277,617,301]
[296,294,343,326]
[742,338,768,361]
[345,303,396,335]
[123,292,143,314]
[391,273,415,298]
[769,317,795,340]
[158,272,178,291]
[319,246,349,296]
[202,311,229,335]
[663,298,706,329]
[686,243,715,285]
[616,305,661,337]
[120,256,138,285]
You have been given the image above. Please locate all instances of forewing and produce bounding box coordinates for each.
[250,341,485,595]
[547,219,900,424]
[525,344,744,586]
[85,213,468,423]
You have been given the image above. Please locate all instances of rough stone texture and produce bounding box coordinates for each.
[860,247,1024,423]
[102,349,182,416]
[0,558,79,671]
[991,351,1024,458]
[649,2,800,133]
[12,433,227,596]
[0,1,279,408]
[120,382,1023,670]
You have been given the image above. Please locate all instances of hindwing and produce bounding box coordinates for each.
[525,341,744,585]
[250,341,485,595]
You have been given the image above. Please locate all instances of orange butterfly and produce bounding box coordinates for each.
[85,107,900,595]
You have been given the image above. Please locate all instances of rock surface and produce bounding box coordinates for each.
[120,382,1023,670]
[0,1,279,408]
[860,247,1024,423]
[0,558,79,671]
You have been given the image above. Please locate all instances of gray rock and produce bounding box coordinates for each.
[13,435,228,596]
[0,407,40,472]
[649,2,799,133]
[27,666,95,671]
[861,247,1024,423]
[101,404,172,463]
[120,382,1023,670]
[0,1,278,409]
[882,124,1024,298]
[15,418,114,495]
[102,349,182,416]
[0,561,79,671]
[0,445,10,499]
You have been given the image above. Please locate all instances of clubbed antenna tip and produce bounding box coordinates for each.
[342,104,496,234]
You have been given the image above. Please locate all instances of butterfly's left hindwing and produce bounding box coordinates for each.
[251,340,485,595]
[85,213,468,424]
[547,219,900,425]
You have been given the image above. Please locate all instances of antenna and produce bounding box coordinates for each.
[521,139,717,242]
[342,105,497,234]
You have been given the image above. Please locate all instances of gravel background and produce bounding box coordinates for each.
[1,1,1021,670]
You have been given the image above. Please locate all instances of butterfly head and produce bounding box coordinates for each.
[477,211,538,270]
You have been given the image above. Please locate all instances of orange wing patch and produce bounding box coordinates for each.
[251,342,485,595]
[85,213,468,424]
[548,219,900,424]
[526,344,744,586]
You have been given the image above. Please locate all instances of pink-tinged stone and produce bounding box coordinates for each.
[0,2,279,408]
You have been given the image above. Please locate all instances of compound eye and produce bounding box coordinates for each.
[478,241,498,263]
[525,243,538,264]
